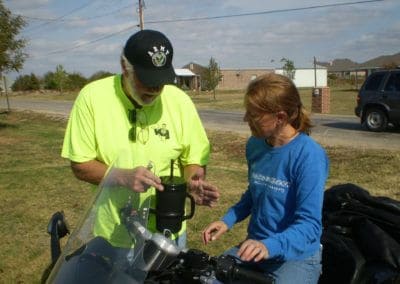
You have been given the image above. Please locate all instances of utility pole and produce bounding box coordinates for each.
[0,72,10,112]
[313,56,317,88]
[138,0,144,30]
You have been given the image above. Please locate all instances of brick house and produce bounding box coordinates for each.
[218,68,273,90]
[183,62,273,90]
[182,62,328,90]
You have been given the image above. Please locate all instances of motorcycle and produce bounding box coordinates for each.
[43,157,274,284]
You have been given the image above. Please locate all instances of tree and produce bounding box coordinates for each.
[66,72,87,90]
[280,58,296,80]
[202,57,222,100]
[88,70,114,82]
[43,71,58,90]
[43,66,68,92]
[0,1,27,74]
[52,65,68,92]
[11,73,40,91]
[0,1,27,111]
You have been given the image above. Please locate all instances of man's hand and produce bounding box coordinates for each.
[202,220,228,244]
[188,179,220,207]
[108,166,164,192]
[237,239,269,262]
[186,165,219,207]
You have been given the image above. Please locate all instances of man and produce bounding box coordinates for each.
[61,29,219,248]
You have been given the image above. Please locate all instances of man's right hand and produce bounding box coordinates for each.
[109,167,164,192]
[71,160,164,192]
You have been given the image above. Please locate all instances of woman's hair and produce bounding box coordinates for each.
[244,73,312,134]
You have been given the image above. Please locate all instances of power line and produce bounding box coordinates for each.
[31,24,138,59]
[145,0,384,25]
[23,1,94,33]
[30,0,383,58]
[20,4,134,23]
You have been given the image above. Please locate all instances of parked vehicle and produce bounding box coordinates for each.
[355,69,400,132]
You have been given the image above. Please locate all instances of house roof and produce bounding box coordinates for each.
[175,68,196,76]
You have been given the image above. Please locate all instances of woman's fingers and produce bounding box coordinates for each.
[237,240,268,262]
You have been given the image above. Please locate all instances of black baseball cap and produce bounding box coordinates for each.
[123,29,176,88]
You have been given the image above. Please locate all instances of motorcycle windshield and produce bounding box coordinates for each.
[46,154,155,284]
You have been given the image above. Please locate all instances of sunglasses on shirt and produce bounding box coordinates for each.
[128,109,148,143]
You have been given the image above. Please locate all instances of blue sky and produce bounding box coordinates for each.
[4,0,400,79]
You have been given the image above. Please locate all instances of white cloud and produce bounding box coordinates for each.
[4,0,400,78]
[4,0,50,11]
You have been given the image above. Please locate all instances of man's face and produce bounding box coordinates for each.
[124,69,163,106]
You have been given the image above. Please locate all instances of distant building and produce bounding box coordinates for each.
[182,62,207,91]
[181,62,328,90]
[275,65,328,88]
[218,68,273,90]
[219,66,327,90]
[174,68,200,91]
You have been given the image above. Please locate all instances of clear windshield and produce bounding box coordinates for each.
[46,154,168,284]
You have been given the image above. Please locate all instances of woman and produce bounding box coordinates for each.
[203,73,329,284]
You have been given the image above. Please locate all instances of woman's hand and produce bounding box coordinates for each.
[202,221,228,245]
[237,239,269,262]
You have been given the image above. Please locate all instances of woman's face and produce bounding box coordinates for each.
[244,107,278,138]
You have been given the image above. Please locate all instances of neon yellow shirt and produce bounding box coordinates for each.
[61,75,210,247]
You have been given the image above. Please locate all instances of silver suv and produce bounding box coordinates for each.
[355,69,400,132]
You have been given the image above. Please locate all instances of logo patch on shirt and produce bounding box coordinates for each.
[154,123,170,140]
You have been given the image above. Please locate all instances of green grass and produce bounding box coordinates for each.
[190,85,358,115]
[12,85,358,116]
[1,111,399,283]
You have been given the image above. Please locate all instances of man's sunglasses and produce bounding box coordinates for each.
[128,109,148,143]
[128,109,137,142]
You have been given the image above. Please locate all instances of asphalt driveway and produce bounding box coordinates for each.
[2,96,400,150]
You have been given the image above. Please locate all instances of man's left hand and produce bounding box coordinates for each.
[186,165,219,207]
[189,179,220,207]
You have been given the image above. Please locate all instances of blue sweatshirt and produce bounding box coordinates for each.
[222,133,329,261]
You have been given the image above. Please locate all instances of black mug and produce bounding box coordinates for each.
[153,176,195,234]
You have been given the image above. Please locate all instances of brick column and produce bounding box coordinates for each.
[311,87,330,114]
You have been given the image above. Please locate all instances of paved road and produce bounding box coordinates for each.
[2,96,400,150]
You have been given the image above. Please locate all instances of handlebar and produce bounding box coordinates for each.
[214,254,274,284]
[145,248,274,284]
[121,202,274,283]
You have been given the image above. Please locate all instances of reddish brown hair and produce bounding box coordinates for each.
[244,73,312,134]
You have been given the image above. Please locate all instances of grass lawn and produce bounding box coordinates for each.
[188,85,358,116]
[0,105,398,282]
[10,84,359,116]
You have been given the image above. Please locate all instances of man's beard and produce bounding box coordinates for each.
[124,75,147,106]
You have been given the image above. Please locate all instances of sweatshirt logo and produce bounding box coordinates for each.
[252,173,290,193]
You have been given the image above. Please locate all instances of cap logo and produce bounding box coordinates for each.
[147,45,170,67]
